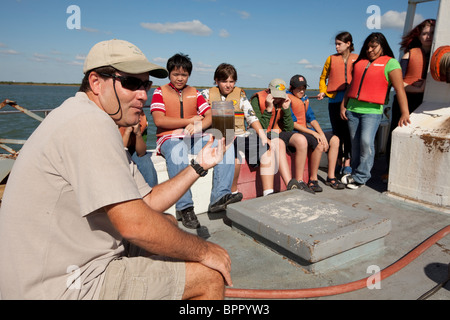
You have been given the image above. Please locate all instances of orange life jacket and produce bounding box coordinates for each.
[156,84,198,137]
[403,48,425,85]
[327,53,358,93]
[287,93,307,127]
[347,56,392,105]
[208,86,245,134]
[255,90,282,133]
[255,90,305,132]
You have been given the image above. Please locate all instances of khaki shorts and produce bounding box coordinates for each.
[99,255,186,300]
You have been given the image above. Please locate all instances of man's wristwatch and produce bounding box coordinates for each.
[190,159,208,177]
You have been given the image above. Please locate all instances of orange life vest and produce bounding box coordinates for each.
[327,53,358,93]
[403,48,425,85]
[208,86,245,134]
[254,90,305,133]
[156,84,198,137]
[347,56,392,105]
[287,93,307,127]
[255,90,282,133]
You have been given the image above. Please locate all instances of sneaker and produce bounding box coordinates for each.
[341,174,363,189]
[297,181,315,194]
[286,179,299,190]
[340,173,353,185]
[308,180,323,192]
[176,206,200,229]
[347,182,364,189]
[208,192,243,213]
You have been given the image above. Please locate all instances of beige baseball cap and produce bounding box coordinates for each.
[83,39,168,78]
[268,78,287,99]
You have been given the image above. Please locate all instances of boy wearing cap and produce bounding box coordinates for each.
[0,40,232,300]
[288,75,344,192]
[251,78,314,194]
[151,54,238,229]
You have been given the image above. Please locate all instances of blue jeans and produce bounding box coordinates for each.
[346,111,382,185]
[131,151,158,187]
[160,135,234,211]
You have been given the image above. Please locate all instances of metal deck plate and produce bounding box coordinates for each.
[227,190,391,272]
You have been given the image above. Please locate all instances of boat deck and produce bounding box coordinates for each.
[1,156,448,300]
[179,156,450,300]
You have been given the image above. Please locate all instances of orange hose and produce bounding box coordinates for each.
[225,225,450,299]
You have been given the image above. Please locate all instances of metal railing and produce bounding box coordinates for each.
[0,99,51,159]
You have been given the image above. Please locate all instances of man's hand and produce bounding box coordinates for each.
[200,242,233,287]
[194,135,231,171]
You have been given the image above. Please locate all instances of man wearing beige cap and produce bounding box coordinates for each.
[0,39,231,300]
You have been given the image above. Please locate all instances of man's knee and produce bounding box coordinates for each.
[183,262,225,300]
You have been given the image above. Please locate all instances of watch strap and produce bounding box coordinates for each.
[190,159,208,177]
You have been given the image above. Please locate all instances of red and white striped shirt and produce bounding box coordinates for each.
[150,83,211,153]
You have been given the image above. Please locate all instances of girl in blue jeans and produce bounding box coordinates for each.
[340,33,411,189]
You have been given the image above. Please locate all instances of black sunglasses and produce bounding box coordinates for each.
[99,73,153,91]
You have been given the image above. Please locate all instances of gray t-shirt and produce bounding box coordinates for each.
[0,92,151,299]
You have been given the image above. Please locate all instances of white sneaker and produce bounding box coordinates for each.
[346,182,363,189]
[341,174,363,189]
[341,174,353,185]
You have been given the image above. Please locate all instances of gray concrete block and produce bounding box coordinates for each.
[227,190,391,271]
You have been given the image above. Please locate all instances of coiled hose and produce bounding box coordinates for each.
[225,225,450,299]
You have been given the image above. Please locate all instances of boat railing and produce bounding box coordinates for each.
[0,99,51,159]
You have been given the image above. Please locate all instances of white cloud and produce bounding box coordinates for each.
[0,49,20,55]
[31,53,50,62]
[237,11,250,19]
[304,64,322,70]
[67,61,83,66]
[140,20,213,36]
[381,10,424,30]
[194,62,214,73]
[297,58,321,70]
[219,29,230,38]
[297,59,310,65]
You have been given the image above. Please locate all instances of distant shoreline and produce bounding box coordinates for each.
[0,81,80,87]
[0,82,318,91]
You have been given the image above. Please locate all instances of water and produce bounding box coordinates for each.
[0,84,334,152]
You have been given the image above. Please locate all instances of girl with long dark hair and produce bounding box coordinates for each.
[340,32,410,189]
[384,19,435,181]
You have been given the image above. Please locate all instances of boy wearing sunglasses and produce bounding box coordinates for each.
[151,53,239,229]
[0,40,232,300]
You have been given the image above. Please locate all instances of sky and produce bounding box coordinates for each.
[0,0,440,89]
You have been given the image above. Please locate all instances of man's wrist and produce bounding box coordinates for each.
[190,159,208,177]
